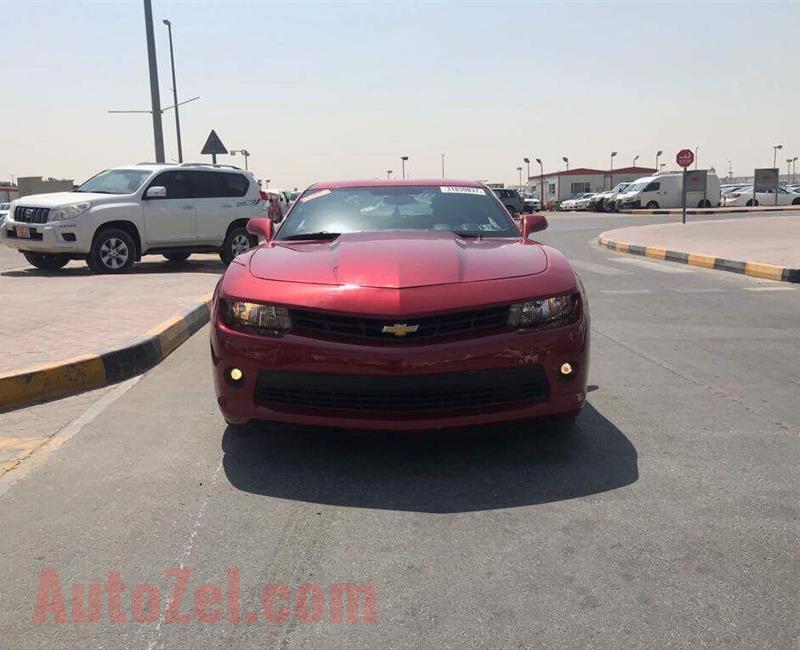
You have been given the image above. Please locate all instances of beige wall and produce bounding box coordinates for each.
[17,176,75,198]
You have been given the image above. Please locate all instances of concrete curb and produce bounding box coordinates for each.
[621,205,800,216]
[597,236,800,284]
[0,293,213,413]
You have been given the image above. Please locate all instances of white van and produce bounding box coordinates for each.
[616,172,721,210]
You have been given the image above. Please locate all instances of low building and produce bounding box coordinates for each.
[530,166,656,205]
[17,176,75,198]
[0,184,18,202]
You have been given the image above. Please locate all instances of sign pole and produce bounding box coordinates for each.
[682,168,687,224]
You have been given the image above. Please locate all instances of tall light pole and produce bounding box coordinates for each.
[793,157,798,183]
[387,170,393,180]
[523,157,531,188]
[230,149,250,170]
[401,156,408,179]
[143,0,165,162]
[161,19,183,163]
[535,158,544,208]
[517,166,523,190]
[441,154,445,178]
[694,146,699,170]
[632,154,639,168]
[562,156,569,171]
[610,151,617,189]
[728,160,733,181]
[787,158,792,182]
[773,144,783,169]
[655,150,663,171]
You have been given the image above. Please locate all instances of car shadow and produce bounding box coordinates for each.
[221,402,638,513]
[1,258,224,278]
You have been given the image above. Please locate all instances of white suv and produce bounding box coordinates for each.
[0,163,265,273]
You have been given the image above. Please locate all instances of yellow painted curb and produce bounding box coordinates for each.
[645,247,666,260]
[744,262,785,281]
[687,254,716,269]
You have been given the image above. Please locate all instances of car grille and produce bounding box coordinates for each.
[14,206,50,224]
[289,305,510,342]
[254,366,547,414]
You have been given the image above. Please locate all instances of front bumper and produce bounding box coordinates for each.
[211,316,589,431]
[0,219,87,254]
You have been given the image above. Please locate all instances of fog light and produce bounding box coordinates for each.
[229,368,243,381]
[560,362,573,376]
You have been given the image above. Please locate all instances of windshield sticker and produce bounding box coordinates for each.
[300,189,331,203]
[440,186,486,195]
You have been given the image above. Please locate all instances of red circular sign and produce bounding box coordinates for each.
[676,149,694,168]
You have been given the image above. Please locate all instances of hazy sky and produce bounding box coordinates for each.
[3,0,799,189]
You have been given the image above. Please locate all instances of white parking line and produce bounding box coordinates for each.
[670,288,726,293]
[744,286,797,291]
[611,257,696,273]
[571,260,631,275]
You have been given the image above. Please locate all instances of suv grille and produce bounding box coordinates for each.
[14,207,50,224]
[289,305,510,342]
[254,366,547,414]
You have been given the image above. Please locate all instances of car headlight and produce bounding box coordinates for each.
[49,202,91,222]
[221,300,291,334]
[508,293,579,328]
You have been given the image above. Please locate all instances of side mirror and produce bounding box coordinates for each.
[146,186,166,199]
[521,213,548,238]
[246,217,274,242]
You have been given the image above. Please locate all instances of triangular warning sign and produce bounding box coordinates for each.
[201,130,228,155]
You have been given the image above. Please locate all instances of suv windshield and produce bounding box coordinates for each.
[611,183,628,193]
[625,181,649,193]
[277,186,520,240]
[77,169,152,194]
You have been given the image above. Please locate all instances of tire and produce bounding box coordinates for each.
[544,410,581,431]
[792,197,800,205]
[645,201,659,209]
[220,226,256,265]
[604,201,615,212]
[697,199,712,208]
[87,228,136,274]
[163,252,191,263]
[746,199,759,207]
[22,252,69,271]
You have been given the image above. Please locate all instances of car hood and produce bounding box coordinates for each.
[12,192,115,207]
[248,231,548,288]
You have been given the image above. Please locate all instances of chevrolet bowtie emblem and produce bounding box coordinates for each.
[381,323,419,337]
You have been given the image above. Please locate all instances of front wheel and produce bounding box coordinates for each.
[220,226,256,265]
[645,201,659,209]
[88,228,136,274]
[746,199,759,207]
[792,197,800,205]
[22,252,70,271]
[697,199,712,208]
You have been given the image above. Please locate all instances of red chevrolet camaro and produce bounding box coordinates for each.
[210,179,589,430]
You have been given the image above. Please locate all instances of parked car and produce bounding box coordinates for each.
[591,182,630,212]
[491,188,525,215]
[560,193,593,211]
[211,179,589,430]
[573,193,597,211]
[522,194,542,212]
[721,186,800,207]
[616,172,721,210]
[0,202,10,224]
[0,163,264,272]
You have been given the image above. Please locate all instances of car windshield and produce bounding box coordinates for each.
[76,169,152,195]
[625,180,649,193]
[277,185,520,240]
[611,183,628,192]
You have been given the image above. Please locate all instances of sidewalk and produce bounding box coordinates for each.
[598,215,800,283]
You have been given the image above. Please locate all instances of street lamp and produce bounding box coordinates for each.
[786,158,792,182]
[660,163,666,171]
[387,170,393,179]
[728,160,733,181]
[523,157,531,187]
[632,154,639,168]
[535,158,544,208]
[694,146,699,170]
[772,144,783,168]
[793,157,798,183]
[162,18,183,163]
[610,151,617,189]
[229,149,250,170]
[655,150,663,171]
[517,166,523,190]
[441,154,445,178]
[401,156,409,179]
[562,156,569,171]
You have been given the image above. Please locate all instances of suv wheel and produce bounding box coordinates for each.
[22,252,70,271]
[645,201,659,209]
[163,252,191,263]
[220,226,256,265]
[88,228,136,274]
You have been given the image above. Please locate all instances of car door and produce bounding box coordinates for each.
[142,171,196,244]
[193,171,236,244]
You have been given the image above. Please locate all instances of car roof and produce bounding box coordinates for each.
[308,179,484,190]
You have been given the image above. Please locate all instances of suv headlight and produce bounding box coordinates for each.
[221,300,291,334]
[49,202,91,222]
[508,293,579,328]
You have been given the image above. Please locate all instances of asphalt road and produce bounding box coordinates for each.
[1,212,799,649]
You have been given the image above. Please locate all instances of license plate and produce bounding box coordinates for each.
[16,225,31,238]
